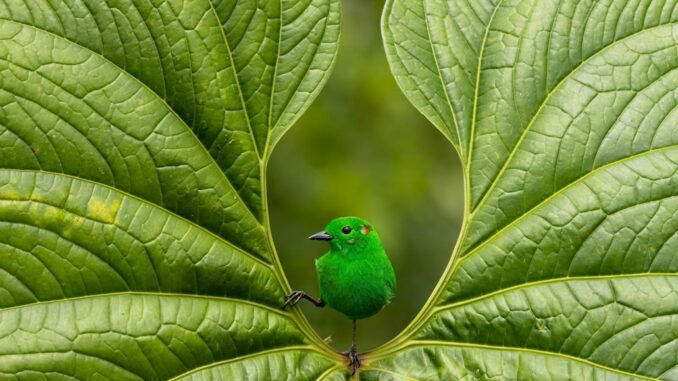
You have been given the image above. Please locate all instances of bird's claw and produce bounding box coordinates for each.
[341,346,361,376]
[281,290,305,310]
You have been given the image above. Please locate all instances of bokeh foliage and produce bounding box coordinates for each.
[269,0,462,351]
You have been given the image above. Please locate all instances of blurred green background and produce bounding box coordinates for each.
[268,0,464,351]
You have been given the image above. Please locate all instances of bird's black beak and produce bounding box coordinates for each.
[308,231,333,241]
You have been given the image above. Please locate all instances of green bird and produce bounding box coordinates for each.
[282,216,396,375]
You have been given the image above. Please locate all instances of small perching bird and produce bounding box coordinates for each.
[282,216,396,375]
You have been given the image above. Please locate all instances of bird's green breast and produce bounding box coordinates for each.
[315,249,396,320]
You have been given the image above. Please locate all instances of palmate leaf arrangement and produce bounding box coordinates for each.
[0,0,677,379]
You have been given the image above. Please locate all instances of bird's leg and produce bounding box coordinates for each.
[341,320,361,375]
[281,290,325,309]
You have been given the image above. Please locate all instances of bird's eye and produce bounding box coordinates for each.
[341,226,352,234]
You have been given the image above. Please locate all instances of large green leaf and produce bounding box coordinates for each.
[375,0,678,379]
[0,0,347,379]
[3,0,678,379]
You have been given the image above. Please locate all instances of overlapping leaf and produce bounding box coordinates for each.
[3,0,678,379]
[376,0,678,379]
[0,0,344,379]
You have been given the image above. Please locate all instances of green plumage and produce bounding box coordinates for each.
[282,216,396,374]
[314,217,396,320]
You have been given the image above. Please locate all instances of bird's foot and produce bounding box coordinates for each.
[341,345,361,376]
[281,290,305,310]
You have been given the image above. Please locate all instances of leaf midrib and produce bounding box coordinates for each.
[399,341,659,381]
[432,273,678,313]
[0,169,271,269]
[167,346,334,380]
[314,365,344,381]
[364,367,420,381]
[0,291,287,316]
[460,143,678,260]
[466,0,504,169]
[266,0,283,155]
[0,350,142,380]
[421,0,463,158]
[206,1,262,161]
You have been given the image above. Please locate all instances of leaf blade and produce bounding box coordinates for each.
[0,170,281,308]
[0,17,268,258]
[169,349,336,381]
[0,293,316,380]
[364,344,655,381]
[0,0,265,217]
[380,0,678,378]
[0,0,342,378]
[382,0,501,157]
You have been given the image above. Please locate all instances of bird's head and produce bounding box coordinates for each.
[308,216,381,253]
